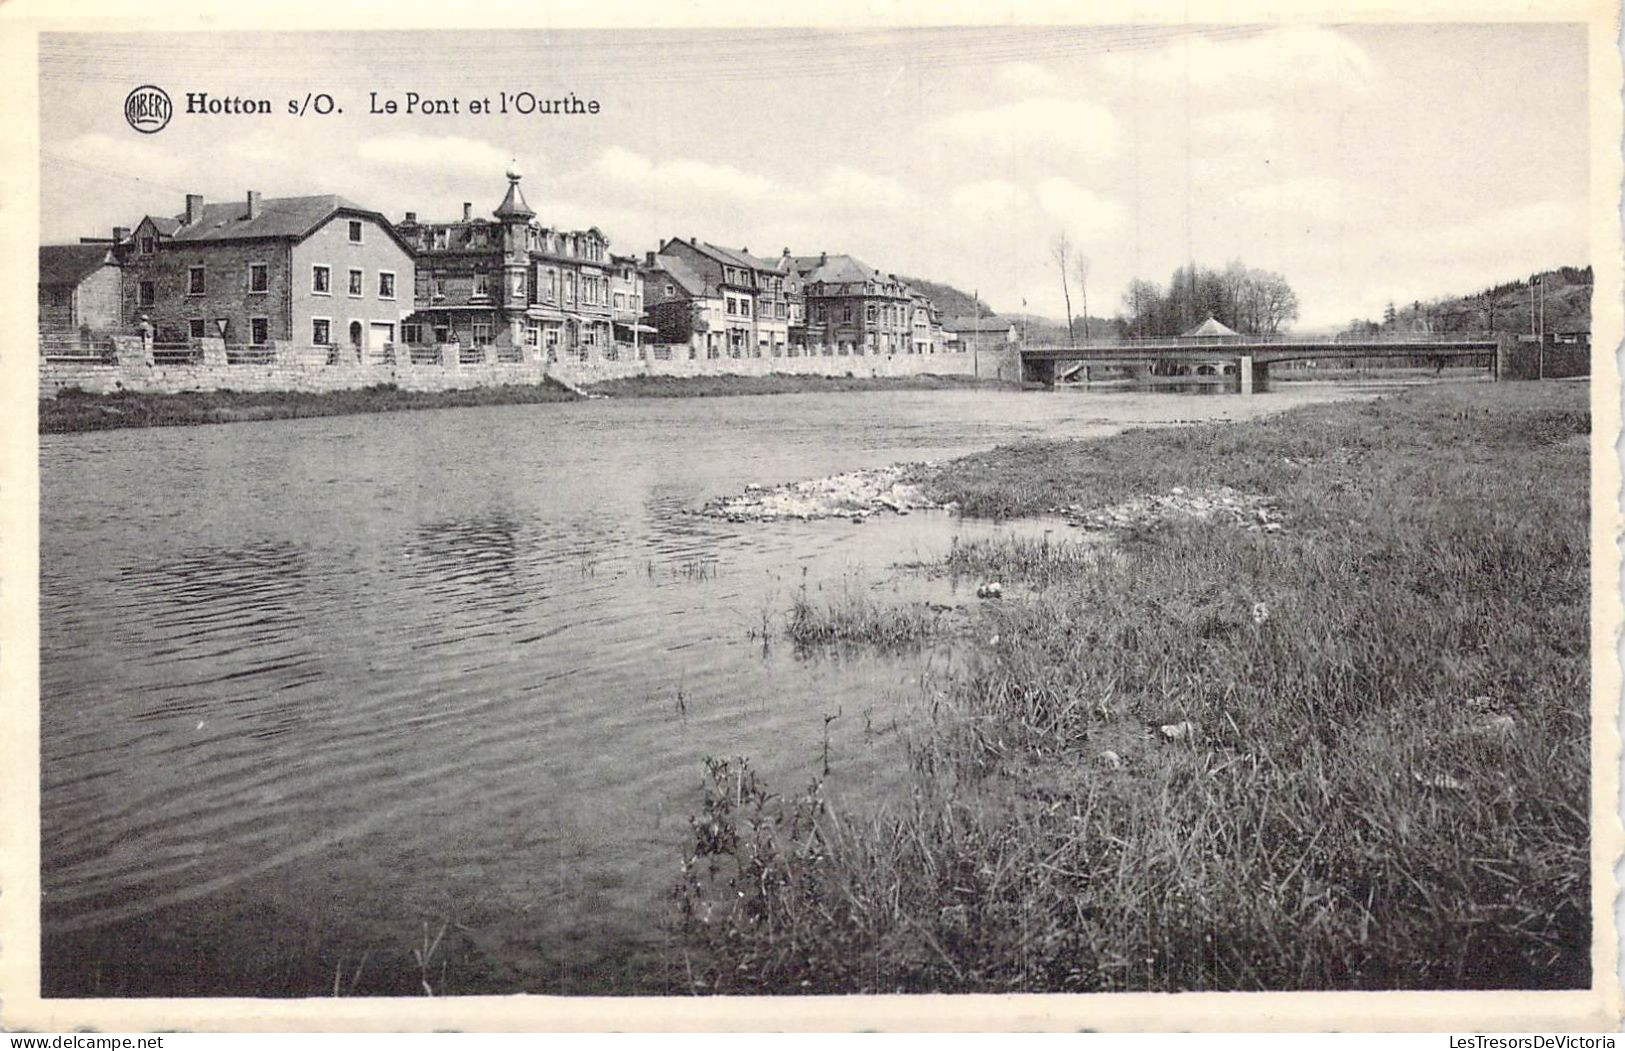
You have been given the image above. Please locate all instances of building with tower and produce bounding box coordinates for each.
[396,169,619,361]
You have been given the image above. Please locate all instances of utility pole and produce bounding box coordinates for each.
[973,289,980,379]
[1537,273,1546,381]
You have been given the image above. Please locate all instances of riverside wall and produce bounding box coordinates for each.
[39,338,1023,398]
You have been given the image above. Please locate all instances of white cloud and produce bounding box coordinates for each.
[56,132,187,181]
[949,179,1029,221]
[927,98,1120,161]
[994,61,1060,94]
[593,146,784,203]
[821,166,911,211]
[1034,177,1127,240]
[1203,107,1277,140]
[1234,176,1347,219]
[1105,27,1374,95]
[356,133,512,177]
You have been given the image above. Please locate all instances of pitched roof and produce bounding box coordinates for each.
[39,243,113,287]
[683,240,774,273]
[798,253,883,284]
[170,194,365,243]
[650,255,710,298]
[1182,315,1239,338]
[144,216,181,236]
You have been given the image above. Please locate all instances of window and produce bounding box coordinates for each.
[843,305,852,322]
[613,292,625,309]
[741,300,752,319]
[664,283,674,297]
[473,272,489,299]
[525,324,539,347]
[434,324,450,344]
[348,220,363,244]
[866,304,877,322]
[545,269,558,301]
[727,297,737,316]
[813,304,825,322]
[188,266,206,295]
[379,271,396,299]
[250,317,270,345]
[348,268,364,297]
[472,322,491,345]
[188,318,206,340]
[512,271,525,299]
[434,229,449,250]
[249,263,269,294]
[140,236,155,256]
[312,318,331,345]
[545,328,559,349]
[583,328,597,346]
[432,274,447,299]
[312,265,330,294]
[564,273,575,301]
[401,322,422,345]
[139,281,155,307]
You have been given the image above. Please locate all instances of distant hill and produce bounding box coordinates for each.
[1344,266,1591,337]
[1005,313,1126,344]
[898,276,995,320]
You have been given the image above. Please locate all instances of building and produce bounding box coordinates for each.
[608,254,653,360]
[642,252,724,359]
[397,171,622,362]
[117,191,416,354]
[941,315,1018,355]
[39,242,122,346]
[644,238,793,359]
[792,253,925,357]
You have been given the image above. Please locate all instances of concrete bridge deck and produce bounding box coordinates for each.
[1018,335,1505,391]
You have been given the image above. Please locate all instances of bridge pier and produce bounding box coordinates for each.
[1239,355,1253,395]
[1022,356,1058,387]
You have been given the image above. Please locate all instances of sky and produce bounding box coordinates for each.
[38,24,1590,330]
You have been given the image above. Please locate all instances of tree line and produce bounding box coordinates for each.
[1116,262,1299,338]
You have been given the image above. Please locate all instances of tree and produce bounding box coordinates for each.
[1051,233,1075,345]
[1072,253,1092,341]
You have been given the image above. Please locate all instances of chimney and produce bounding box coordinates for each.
[404,211,417,224]
[246,190,261,220]
[185,193,204,225]
[742,246,749,254]
[112,226,130,244]
[819,251,827,264]
[463,202,472,222]
[645,250,655,267]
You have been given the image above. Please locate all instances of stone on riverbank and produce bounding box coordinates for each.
[698,464,942,522]
[1064,486,1285,534]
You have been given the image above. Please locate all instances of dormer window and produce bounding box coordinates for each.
[348,220,363,244]
[434,229,449,250]
[140,236,155,256]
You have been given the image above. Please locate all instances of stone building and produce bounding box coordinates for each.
[642,253,723,359]
[608,254,653,360]
[647,238,791,358]
[397,171,617,362]
[39,242,122,346]
[117,191,416,353]
[941,315,1018,356]
[792,253,921,357]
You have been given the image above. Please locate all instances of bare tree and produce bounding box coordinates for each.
[1051,233,1075,345]
[1072,253,1092,341]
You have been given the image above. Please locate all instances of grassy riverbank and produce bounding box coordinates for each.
[579,373,1012,399]
[38,382,582,434]
[672,381,1592,993]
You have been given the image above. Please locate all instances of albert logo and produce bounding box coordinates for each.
[124,85,172,134]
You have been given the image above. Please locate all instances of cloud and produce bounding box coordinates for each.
[1203,107,1277,140]
[1234,176,1347,219]
[1034,177,1127,240]
[821,166,911,211]
[54,132,188,181]
[1104,27,1375,95]
[927,98,1120,161]
[994,61,1060,94]
[949,179,1029,221]
[356,133,513,177]
[592,146,784,203]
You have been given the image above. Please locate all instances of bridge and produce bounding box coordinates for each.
[1018,333,1506,393]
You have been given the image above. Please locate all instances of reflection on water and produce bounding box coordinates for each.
[39,385,1375,995]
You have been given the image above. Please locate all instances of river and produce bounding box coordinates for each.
[39,384,1377,996]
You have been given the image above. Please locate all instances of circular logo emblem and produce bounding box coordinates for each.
[124,85,172,134]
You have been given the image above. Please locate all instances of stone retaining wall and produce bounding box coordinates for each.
[40,340,1023,398]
